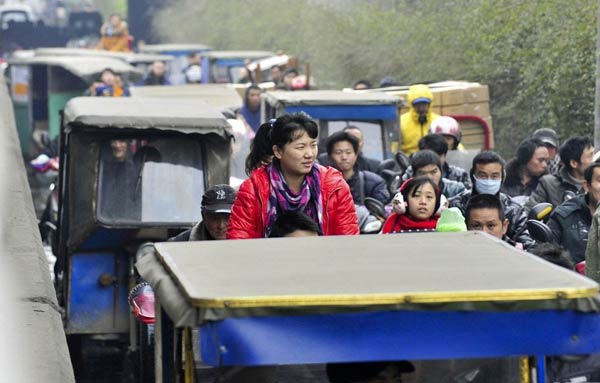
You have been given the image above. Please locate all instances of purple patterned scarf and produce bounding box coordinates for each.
[265,161,323,237]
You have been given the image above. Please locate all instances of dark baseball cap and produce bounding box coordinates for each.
[532,128,559,148]
[201,184,236,214]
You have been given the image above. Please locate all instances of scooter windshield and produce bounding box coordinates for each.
[97,137,204,225]
[326,120,384,161]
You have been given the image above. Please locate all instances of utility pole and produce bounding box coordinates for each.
[595,0,600,149]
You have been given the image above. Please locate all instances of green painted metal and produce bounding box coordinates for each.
[48,92,81,139]
[13,104,30,154]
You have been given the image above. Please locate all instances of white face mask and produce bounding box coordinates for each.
[474,177,502,195]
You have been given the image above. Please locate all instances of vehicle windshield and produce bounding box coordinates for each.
[97,136,204,225]
[326,120,384,161]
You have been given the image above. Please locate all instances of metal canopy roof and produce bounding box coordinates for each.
[264,90,400,107]
[63,97,232,137]
[138,231,600,325]
[8,55,142,82]
[130,84,242,110]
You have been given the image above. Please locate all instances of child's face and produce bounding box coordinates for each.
[407,183,436,221]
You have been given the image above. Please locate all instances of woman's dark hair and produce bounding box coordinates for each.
[504,138,545,185]
[516,138,545,166]
[268,211,321,238]
[401,176,441,217]
[326,131,359,156]
[529,243,575,270]
[245,112,318,175]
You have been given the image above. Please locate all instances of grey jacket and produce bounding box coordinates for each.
[524,166,584,213]
[168,221,213,242]
[586,203,600,283]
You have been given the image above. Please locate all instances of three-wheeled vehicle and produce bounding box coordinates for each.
[137,231,600,383]
[262,90,400,162]
[200,50,274,84]
[6,54,142,157]
[130,83,242,112]
[33,47,175,80]
[129,84,249,181]
[139,44,212,85]
[53,96,233,381]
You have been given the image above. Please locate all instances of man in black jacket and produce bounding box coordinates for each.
[342,125,381,173]
[327,131,390,205]
[547,162,600,263]
[449,151,533,248]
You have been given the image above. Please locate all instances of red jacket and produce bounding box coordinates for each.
[227,164,359,239]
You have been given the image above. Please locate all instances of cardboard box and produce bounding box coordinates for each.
[442,102,490,118]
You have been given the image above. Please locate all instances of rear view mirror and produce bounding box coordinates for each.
[527,220,553,243]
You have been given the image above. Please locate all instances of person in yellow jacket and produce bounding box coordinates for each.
[400,84,440,155]
[96,14,131,52]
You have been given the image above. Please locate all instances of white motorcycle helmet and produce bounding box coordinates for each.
[429,116,462,150]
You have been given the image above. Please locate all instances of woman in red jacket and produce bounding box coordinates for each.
[228,113,359,239]
[382,177,445,233]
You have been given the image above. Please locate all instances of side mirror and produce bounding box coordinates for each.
[395,151,410,171]
[527,220,553,243]
[379,169,402,195]
[364,197,387,220]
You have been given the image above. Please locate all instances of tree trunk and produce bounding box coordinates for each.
[595,0,600,149]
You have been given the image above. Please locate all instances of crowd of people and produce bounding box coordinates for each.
[92,73,596,283]
[164,82,600,285]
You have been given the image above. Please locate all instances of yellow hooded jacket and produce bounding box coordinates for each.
[400,84,440,155]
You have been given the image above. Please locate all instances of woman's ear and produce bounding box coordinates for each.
[272,144,283,160]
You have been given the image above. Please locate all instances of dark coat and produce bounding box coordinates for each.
[547,194,592,263]
[501,159,544,198]
[524,166,584,213]
[169,221,213,242]
[443,162,471,189]
[346,170,390,205]
[449,189,533,248]
[441,178,466,199]
[319,154,380,174]
[355,155,381,173]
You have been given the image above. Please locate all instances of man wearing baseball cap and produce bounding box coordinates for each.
[170,184,236,241]
[400,84,440,155]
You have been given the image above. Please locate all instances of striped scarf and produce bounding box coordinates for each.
[265,162,323,237]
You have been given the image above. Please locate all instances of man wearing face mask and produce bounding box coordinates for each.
[448,151,533,248]
[400,84,440,155]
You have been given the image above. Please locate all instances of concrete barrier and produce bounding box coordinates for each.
[0,73,74,381]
